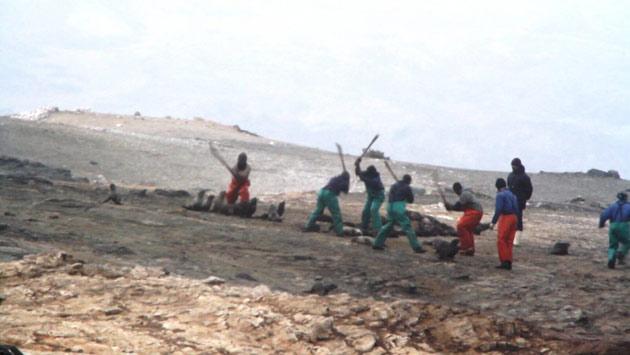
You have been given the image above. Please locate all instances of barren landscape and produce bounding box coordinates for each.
[0,110,628,354]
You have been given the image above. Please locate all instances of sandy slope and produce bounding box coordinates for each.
[1,111,628,202]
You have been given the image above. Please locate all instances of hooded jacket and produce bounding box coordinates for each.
[599,200,630,227]
[507,165,533,209]
[388,181,414,203]
[324,173,350,196]
[356,167,384,192]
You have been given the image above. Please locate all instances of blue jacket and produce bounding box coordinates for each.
[491,189,520,224]
[324,173,350,196]
[388,181,414,203]
[357,170,384,192]
[599,201,630,227]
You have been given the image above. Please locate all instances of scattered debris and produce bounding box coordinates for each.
[550,241,570,255]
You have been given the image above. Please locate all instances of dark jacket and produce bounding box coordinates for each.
[388,181,414,203]
[491,189,520,224]
[324,173,350,196]
[507,165,533,209]
[355,167,384,192]
[599,201,630,227]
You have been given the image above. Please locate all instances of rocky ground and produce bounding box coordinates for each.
[1,111,629,354]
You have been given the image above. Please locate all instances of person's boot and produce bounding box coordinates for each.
[302,224,320,232]
[372,245,385,251]
[413,247,426,254]
[617,252,626,266]
[607,259,616,269]
[496,261,511,270]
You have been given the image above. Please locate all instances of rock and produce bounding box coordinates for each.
[93,244,135,256]
[4,212,16,217]
[0,224,8,232]
[549,241,570,255]
[236,273,258,282]
[202,276,226,286]
[0,293,5,304]
[134,111,141,116]
[308,317,334,342]
[102,306,123,316]
[307,282,337,296]
[89,160,98,165]
[350,333,377,353]
[586,168,620,179]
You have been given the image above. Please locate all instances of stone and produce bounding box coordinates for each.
[202,276,226,286]
[549,241,570,255]
[350,333,377,353]
[307,282,337,296]
[102,307,123,316]
[308,317,334,342]
[236,272,258,282]
[351,236,374,246]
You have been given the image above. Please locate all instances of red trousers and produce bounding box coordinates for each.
[225,177,250,204]
[497,214,517,262]
[457,209,483,253]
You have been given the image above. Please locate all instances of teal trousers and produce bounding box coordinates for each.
[361,189,384,232]
[305,188,344,236]
[608,222,630,262]
[373,201,421,251]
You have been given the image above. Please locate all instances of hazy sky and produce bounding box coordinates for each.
[1,0,629,177]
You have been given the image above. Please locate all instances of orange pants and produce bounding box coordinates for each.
[225,177,250,204]
[457,209,483,254]
[497,214,517,262]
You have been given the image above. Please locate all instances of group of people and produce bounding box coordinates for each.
[302,156,534,270]
[221,151,627,270]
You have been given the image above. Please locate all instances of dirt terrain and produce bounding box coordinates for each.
[1,111,629,354]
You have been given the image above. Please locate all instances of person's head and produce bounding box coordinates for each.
[366,165,377,176]
[402,174,412,185]
[495,178,507,191]
[617,192,628,202]
[452,182,463,195]
[511,157,522,172]
[237,152,247,170]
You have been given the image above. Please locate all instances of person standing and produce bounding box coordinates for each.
[225,153,251,204]
[490,178,520,270]
[507,158,533,245]
[354,158,385,235]
[445,182,484,256]
[599,192,630,269]
[304,171,350,236]
[372,174,426,253]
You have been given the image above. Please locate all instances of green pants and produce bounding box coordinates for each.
[608,222,630,262]
[305,188,344,236]
[361,189,384,232]
[373,201,421,250]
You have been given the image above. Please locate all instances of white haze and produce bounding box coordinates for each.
[1,0,629,177]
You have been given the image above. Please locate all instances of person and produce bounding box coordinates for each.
[304,171,350,236]
[598,192,630,269]
[225,153,251,204]
[507,158,533,245]
[372,174,426,253]
[354,157,385,235]
[489,178,520,270]
[445,182,483,256]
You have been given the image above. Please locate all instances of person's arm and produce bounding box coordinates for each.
[341,176,350,194]
[491,194,503,225]
[599,206,612,228]
[354,158,362,177]
[406,186,414,204]
[524,176,533,201]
